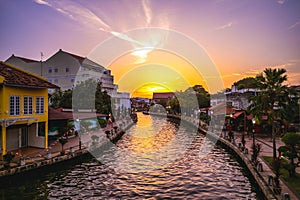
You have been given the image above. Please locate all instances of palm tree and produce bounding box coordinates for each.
[248,68,290,160]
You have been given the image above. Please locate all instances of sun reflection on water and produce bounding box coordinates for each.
[123,113,177,154]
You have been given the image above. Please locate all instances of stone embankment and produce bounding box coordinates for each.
[0,119,135,178]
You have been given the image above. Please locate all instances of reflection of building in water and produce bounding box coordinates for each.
[5,49,130,110]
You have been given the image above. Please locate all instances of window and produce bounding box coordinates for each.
[48,79,52,83]
[71,78,75,83]
[36,97,44,114]
[10,96,20,116]
[54,68,58,73]
[48,68,52,73]
[24,96,33,115]
[66,67,70,73]
[54,79,58,84]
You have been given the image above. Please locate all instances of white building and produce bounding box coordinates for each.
[5,49,130,110]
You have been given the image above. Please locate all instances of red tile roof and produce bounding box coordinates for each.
[0,61,59,89]
[48,107,73,120]
[209,102,235,115]
[153,92,175,99]
[48,107,108,121]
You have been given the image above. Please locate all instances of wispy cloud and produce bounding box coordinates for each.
[34,0,50,6]
[215,21,235,30]
[142,0,152,25]
[34,0,112,31]
[33,0,168,64]
[276,0,287,4]
[288,20,300,30]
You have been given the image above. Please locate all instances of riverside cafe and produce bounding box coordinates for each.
[209,102,255,134]
[48,108,108,137]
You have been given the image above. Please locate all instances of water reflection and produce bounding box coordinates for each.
[124,113,177,153]
[0,112,261,199]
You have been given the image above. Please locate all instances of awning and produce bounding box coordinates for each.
[233,111,244,118]
[0,117,37,127]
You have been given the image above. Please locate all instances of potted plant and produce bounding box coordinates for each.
[251,143,262,165]
[59,137,68,155]
[3,152,15,168]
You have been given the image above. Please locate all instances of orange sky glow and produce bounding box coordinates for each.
[108,49,209,98]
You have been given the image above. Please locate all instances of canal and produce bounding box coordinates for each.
[1,113,263,199]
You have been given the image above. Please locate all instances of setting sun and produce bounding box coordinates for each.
[107,48,211,97]
[131,83,172,98]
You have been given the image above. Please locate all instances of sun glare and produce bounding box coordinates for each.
[132,83,172,99]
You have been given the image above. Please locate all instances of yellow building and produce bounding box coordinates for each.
[0,61,59,156]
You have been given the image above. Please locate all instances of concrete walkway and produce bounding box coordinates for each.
[1,118,133,170]
[231,131,300,200]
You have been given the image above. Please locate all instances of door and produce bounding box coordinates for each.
[21,126,28,147]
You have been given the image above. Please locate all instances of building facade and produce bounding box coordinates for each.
[0,62,59,155]
[5,49,131,110]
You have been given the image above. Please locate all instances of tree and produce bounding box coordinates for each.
[50,90,63,108]
[51,79,112,115]
[59,137,68,155]
[278,132,300,177]
[248,68,291,160]
[167,96,180,114]
[50,89,73,109]
[73,79,97,110]
[196,93,210,108]
[234,77,257,89]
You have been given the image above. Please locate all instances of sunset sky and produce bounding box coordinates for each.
[0,0,299,98]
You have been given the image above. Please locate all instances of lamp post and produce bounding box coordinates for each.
[298,97,300,133]
[75,118,81,150]
[242,110,246,147]
[252,118,256,147]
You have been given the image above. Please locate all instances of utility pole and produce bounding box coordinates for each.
[40,52,43,76]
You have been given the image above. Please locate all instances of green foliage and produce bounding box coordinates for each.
[98,118,107,128]
[67,121,74,129]
[51,89,72,108]
[248,68,290,125]
[80,120,92,130]
[95,89,112,115]
[59,137,68,152]
[185,85,208,94]
[73,79,97,110]
[247,68,291,159]
[91,135,99,141]
[167,85,209,115]
[263,156,300,196]
[279,132,300,177]
[167,97,180,114]
[50,90,63,108]
[60,89,73,109]
[196,93,210,108]
[3,152,15,163]
[50,79,112,114]
[252,143,262,163]
[234,77,257,89]
[282,132,300,147]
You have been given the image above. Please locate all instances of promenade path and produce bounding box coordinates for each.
[231,131,300,200]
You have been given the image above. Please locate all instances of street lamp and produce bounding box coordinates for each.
[298,97,300,133]
[75,118,81,150]
[252,118,256,147]
[242,110,246,147]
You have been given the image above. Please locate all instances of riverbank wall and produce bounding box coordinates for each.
[0,121,135,179]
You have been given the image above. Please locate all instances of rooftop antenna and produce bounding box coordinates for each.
[40,51,44,76]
